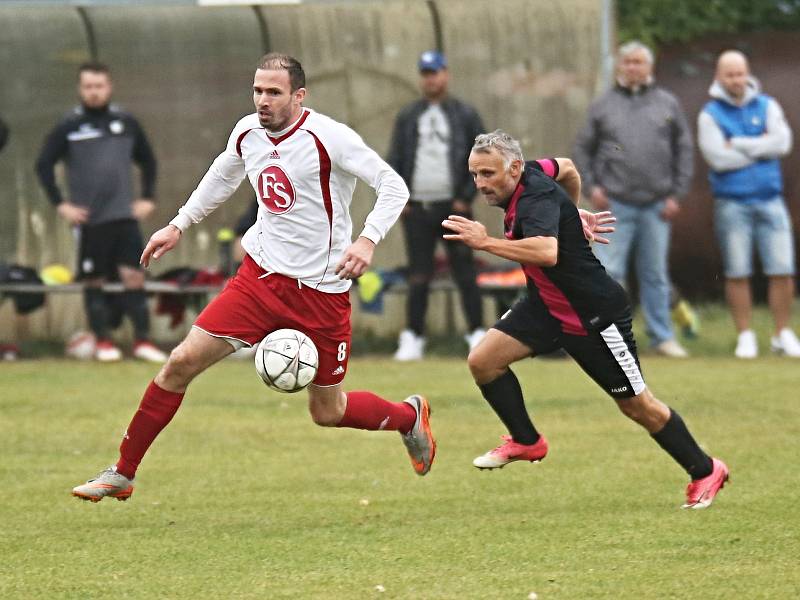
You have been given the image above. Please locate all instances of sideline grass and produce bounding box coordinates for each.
[1,352,799,599]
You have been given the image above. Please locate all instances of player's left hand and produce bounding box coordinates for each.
[442,215,488,249]
[579,209,616,244]
[336,236,375,280]
[132,198,156,221]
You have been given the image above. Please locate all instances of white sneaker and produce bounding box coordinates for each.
[734,329,758,359]
[464,328,486,351]
[133,340,168,363]
[653,339,689,358]
[771,328,800,357]
[393,329,425,361]
[95,340,123,362]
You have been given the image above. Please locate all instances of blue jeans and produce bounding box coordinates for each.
[593,198,674,346]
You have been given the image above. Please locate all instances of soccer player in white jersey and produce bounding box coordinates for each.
[72,53,435,502]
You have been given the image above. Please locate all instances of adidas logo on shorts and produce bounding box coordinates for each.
[331,365,345,376]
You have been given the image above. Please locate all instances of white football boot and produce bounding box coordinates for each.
[72,467,134,502]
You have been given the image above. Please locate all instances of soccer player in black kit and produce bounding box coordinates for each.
[443,130,728,509]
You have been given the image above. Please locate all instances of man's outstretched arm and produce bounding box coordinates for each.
[442,215,558,267]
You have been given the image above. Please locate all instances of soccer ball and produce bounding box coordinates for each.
[254,329,319,393]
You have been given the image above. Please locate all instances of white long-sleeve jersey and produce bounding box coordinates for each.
[170,108,409,292]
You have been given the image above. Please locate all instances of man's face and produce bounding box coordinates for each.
[419,69,449,100]
[717,60,749,100]
[468,149,522,207]
[253,68,305,131]
[78,71,113,109]
[618,49,652,87]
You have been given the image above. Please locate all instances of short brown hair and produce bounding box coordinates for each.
[78,61,111,80]
[257,53,305,91]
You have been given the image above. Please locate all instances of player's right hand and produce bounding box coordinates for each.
[141,224,181,268]
[57,201,89,225]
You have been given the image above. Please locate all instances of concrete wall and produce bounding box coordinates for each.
[0,0,606,343]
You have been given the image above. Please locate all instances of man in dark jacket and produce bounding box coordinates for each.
[36,62,166,363]
[388,50,486,360]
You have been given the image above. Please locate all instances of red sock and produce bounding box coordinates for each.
[337,391,416,434]
[116,380,185,479]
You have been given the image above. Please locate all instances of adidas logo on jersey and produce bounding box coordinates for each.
[268,149,280,160]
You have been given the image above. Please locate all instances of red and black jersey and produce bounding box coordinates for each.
[502,161,628,334]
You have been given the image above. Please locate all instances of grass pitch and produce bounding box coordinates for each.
[2,327,799,598]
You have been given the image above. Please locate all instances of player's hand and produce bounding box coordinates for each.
[141,224,182,268]
[132,198,156,221]
[589,186,609,211]
[442,214,488,250]
[579,209,616,245]
[57,201,89,225]
[660,197,680,221]
[336,236,375,280]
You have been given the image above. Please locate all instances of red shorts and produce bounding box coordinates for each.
[195,255,351,386]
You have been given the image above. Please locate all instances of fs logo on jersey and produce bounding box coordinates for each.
[257,165,296,214]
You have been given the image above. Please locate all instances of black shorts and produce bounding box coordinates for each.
[493,295,646,399]
[77,219,144,280]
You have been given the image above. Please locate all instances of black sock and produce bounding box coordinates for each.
[478,369,540,445]
[83,287,109,339]
[122,289,150,341]
[651,409,713,480]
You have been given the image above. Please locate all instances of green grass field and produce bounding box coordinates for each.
[2,308,799,599]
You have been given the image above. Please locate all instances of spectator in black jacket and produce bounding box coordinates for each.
[35,62,166,363]
[387,50,486,360]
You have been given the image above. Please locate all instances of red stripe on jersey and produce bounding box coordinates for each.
[535,158,558,179]
[236,128,260,158]
[304,130,334,286]
[267,110,310,145]
[503,182,526,239]
[523,265,588,336]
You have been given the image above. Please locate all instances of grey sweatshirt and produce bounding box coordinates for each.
[573,83,694,205]
[697,78,792,173]
[35,104,157,226]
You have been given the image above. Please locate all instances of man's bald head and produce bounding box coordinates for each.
[715,50,750,102]
[716,50,749,74]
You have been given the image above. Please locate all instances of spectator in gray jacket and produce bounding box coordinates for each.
[698,50,799,358]
[574,41,694,358]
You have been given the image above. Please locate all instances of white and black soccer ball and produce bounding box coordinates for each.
[254,329,319,393]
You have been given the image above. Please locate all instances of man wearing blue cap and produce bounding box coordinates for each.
[388,50,486,360]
